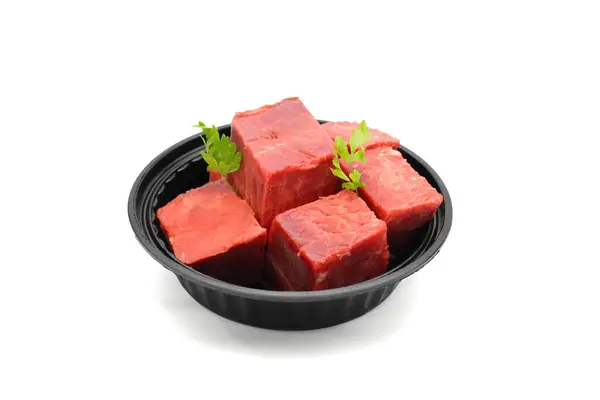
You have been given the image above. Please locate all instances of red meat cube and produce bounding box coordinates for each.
[322,121,400,150]
[229,97,339,228]
[156,179,267,286]
[344,146,443,242]
[267,190,389,291]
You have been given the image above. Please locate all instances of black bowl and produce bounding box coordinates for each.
[128,122,453,330]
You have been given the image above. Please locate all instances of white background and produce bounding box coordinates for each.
[1,1,599,399]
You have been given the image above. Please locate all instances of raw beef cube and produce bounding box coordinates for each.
[267,190,389,291]
[229,97,339,228]
[343,146,443,242]
[322,121,400,150]
[156,179,267,286]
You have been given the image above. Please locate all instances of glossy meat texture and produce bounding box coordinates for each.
[267,191,389,291]
[344,147,443,242]
[322,121,400,150]
[229,97,339,228]
[156,180,266,286]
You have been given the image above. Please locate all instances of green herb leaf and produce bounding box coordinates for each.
[353,148,366,163]
[349,120,371,155]
[330,165,350,182]
[201,151,219,172]
[349,169,362,184]
[194,121,220,153]
[341,180,365,192]
[330,121,371,192]
[332,157,341,170]
[339,169,365,193]
[195,120,242,181]
[333,136,350,160]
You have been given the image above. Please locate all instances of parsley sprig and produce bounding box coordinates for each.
[330,120,371,192]
[193,121,242,183]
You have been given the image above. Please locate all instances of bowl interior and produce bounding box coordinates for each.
[146,125,446,291]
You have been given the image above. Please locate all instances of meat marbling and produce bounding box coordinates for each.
[267,190,389,291]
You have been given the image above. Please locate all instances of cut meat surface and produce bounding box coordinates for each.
[267,190,389,291]
[343,146,443,243]
[322,121,400,150]
[156,179,266,286]
[229,97,339,229]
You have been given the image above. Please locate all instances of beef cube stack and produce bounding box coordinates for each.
[157,98,443,291]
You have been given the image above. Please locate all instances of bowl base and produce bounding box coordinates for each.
[178,276,399,330]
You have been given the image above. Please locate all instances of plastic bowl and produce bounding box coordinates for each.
[128,122,453,330]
